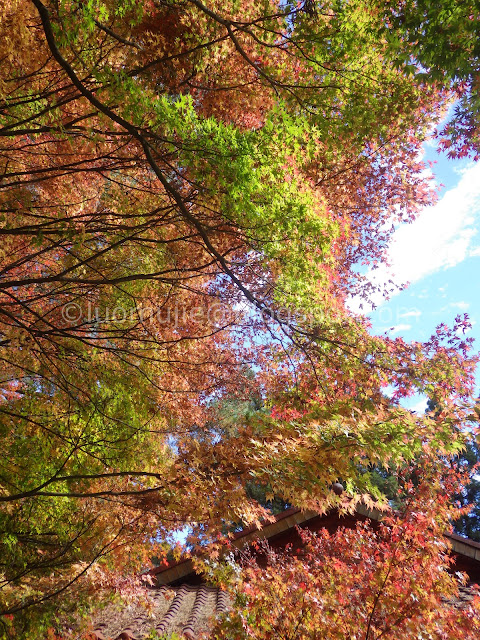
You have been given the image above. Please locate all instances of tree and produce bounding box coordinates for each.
[380,0,480,160]
[453,438,480,542]
[0,1,479,636]
[210,468,480,640]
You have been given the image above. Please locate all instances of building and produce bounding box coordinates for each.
[87,506,480,640]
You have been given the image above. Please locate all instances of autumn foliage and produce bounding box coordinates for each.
[0,0,480,637]
[211,471,480,640]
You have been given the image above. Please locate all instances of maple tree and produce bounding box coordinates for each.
[0,0,479,636]
[210,468,480,640]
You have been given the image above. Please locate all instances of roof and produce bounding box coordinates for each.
[87,584,229,640]
[84,505,480,639]
[152,506,318,586]
[152,504,480,585]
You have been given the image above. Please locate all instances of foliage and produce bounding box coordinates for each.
[453,437,480,542]
[380,0,480,159]
[0,0,479,636]
[211,470,480,640]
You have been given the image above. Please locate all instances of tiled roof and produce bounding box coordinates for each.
[87,584,230,640]
[83,506,480,639]
[452,584,479,608]
[85,579,479,640]
[152,507,318,585]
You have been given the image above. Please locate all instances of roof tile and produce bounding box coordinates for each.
[88,584,227,640]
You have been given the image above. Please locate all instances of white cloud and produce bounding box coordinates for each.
[398,309,422,319]
[359,162,480,310]
[448,301,470,311]
[469,246,480,257]
[409,398,428,415]
[381,323,412,334]
[453,161,477,177]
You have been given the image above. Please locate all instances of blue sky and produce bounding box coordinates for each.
[357,148,480,411]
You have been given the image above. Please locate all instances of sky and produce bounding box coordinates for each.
[357,146,480,412]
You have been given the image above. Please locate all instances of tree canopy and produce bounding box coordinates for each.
[1,1,480,637]
[210,470,480,640]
